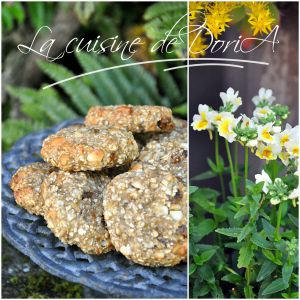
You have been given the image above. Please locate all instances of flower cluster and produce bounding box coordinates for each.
[255,169,299,206]
[191,87,299,166]
[189,2,278,57]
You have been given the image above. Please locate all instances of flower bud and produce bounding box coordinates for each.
[246,139,257,147]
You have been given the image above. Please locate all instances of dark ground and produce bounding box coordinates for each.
[2,237,85,298]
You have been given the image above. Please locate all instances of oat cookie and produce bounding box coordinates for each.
[131,136,188,183]
[104,169,187,267]
[134,117,187,146]
[41,125,139,171]
[10,162,55,216]
[42,171,113,255]
[85,105,175,133]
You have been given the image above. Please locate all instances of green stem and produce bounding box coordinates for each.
[276,202,283,241]
[244,147,249,194]
[215,131,226,201]
[234,142,238,176]
[225,140,237,197]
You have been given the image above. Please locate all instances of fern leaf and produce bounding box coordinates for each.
[143,2,186,20]
[2,118,45,151]
[111,54,160,105]
[156,62,182,105]
[75,52,124,105]
[6,85,48,122]
[37,60,99,114]
[39,86,78,122]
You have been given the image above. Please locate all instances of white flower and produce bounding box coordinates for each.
[252,88,276,106]
[257,123,275,144]
[191,104,214,131]
[279,151,291,166]
[288,187,299,200]
[219,87,242,112]
[240,114,255,129]
[255,170,272,193]
[275,124,298,147]
[270,198,281,205]
[246,139,258,147]
[272,126,281,134]
[255,142,281,160]
[217,114,241,143]
[285,139,299,158]
[253,106,274,119]
[210,111,232,126]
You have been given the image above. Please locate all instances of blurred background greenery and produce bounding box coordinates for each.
[2,1,187,151]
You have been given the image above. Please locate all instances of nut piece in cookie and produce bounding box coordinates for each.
[103,169,187,267]
[42,171,113,255]
[41,125,139,171]
[9,162,55,216]
[85,105,175,133]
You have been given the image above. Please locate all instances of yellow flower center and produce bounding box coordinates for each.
[219,119,231,135]
[195,119,208,130]
[262,149,273,159]
[280,134,289,146]
[292,146,299,156]
[214,115,222,122]
[260,109,268,114]
[262,130,273,141]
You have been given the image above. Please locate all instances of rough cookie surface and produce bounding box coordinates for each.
[10,162,55,216]
[85,105,175,133]
[42,171,113,255]
[41,125,139,171]
[131,134,188,184]
[103,169,187,267]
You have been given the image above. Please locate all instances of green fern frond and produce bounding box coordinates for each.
[39,86,78,123]
[37,60,99,114]
[143,3,187,56]
[75,52,124,105]
[2,118,45,151]
[6,85,49,122]
[111,54,161,105]
[143,2,186,20]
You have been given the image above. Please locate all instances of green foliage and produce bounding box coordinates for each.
[190,141,298,298]
[4,53,186,151]
[2,2,55,32]
[2,2,25,32]
[143,2,187,57]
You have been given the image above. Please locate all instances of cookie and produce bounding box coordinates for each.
[103,169,187,267]
[42,171,113,255]
[134,117,187,146]
[85,105,175,133]
[41,125,139,171]
[131,136,188,184]
[9,162,55,216]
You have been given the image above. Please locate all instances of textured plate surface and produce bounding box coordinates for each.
[2,119,187,299]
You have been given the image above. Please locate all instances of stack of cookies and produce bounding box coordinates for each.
[10,105,187,267]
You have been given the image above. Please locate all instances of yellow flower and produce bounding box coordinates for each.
[286,140,299,158]
[189,2,205,22]
[189,30,207,57]
[257,123,275,144]
[279,151,291,166]
[247,3,275,36]
[255,142,281,160]
[217,114,240,143]
[191,104,213,131]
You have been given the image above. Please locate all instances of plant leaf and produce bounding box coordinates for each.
[262,278,288,296]
[251,233,274,250]
[216,227,242,238]
[256,260,277,282]
[237,246,253,268]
